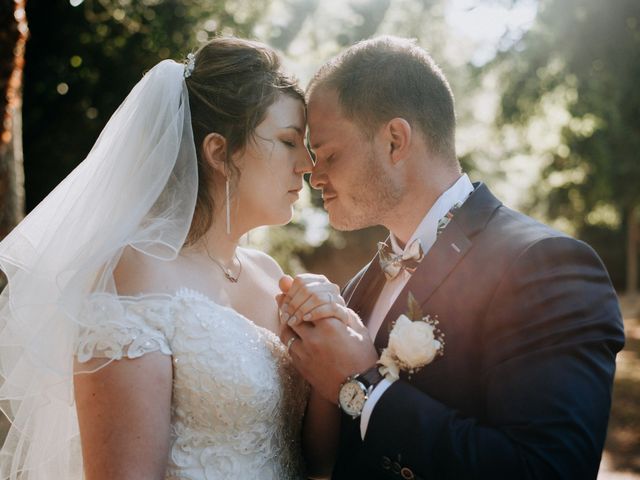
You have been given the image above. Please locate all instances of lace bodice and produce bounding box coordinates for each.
[76,288,308,479]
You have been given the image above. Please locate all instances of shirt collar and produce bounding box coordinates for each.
[389,174,474,256]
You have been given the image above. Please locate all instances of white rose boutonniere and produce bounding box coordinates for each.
[378,292,445,380]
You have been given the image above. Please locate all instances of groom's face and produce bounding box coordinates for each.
[307,88,401,230]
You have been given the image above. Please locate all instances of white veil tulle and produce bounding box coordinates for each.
[0,59,198,479]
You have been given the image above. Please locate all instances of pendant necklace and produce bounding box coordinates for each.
[204,245,242,283]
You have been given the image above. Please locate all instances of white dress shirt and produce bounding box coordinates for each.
[359,174,474,440]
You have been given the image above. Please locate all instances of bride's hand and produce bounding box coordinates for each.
[277,274,361,328]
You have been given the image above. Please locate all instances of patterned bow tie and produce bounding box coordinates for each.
[378,200,465,281]
[378,239,424,281]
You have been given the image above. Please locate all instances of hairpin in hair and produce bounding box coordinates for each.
[184,53,196,78]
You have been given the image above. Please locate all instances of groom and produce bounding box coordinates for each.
[282,36,624,479]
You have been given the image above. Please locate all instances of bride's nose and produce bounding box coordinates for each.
[294,147,313,175]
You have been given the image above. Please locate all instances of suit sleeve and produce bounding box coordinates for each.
[361,236,625,480]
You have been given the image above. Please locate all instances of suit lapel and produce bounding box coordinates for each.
[373,183,502,351]
[345,251,386,326]
[373,220,472,350]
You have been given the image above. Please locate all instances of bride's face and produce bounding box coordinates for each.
[232,94,312,229]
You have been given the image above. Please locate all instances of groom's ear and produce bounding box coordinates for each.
[385,118,412,165]
[201,132,228,174]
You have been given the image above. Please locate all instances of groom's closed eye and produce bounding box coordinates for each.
[315,153,335,165]
[305,145,334,166]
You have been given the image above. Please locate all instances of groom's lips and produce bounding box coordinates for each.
[322,194,337,205]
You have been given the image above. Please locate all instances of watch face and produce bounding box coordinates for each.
[339,380,367,417]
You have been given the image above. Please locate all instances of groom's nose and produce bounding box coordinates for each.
[309,162,326,190]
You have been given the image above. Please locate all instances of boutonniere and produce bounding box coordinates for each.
[377,292,445,380]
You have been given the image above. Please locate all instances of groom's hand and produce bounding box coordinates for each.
[281,316,379,404]
[277,274,379,402]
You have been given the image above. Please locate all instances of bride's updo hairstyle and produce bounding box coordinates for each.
[184,37,303,244]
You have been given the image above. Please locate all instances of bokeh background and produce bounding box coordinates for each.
[1,0,639,477]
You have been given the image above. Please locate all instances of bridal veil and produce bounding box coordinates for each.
[0,59,198,479]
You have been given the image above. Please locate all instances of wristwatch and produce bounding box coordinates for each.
[338,365,385,418]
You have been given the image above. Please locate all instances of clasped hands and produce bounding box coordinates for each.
[277,274,379,403]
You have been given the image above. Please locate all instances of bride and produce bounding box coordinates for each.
[0,37,339,479]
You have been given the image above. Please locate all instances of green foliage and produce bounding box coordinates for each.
[267,0,319,51]
[492,0,640,288]
[261,221,314,275]
[497,0,640,218]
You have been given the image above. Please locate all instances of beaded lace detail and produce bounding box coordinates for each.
[76,288,308,479]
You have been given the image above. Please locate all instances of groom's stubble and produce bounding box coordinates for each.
[330,143,404,232]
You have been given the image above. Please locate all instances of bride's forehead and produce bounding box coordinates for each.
[262,96,305,125]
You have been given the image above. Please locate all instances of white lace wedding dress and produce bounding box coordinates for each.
[75,287,308,479]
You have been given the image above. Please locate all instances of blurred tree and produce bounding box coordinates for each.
[494,0,640,293]
[268,0,319,51]
[22,0,270,211]
[335,0,391,46]
[0,0,28,293]
[0,0,28,245]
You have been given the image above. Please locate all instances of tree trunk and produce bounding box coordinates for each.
[0,0,29,289]
[627,205,639,296]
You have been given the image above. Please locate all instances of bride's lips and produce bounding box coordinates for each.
[288,188,302,199]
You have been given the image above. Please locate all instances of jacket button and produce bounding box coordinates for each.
[401,467,415,479]
[381,456,391,470]
[392,461,401,474]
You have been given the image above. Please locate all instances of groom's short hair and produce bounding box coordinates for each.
[308,35,456,161]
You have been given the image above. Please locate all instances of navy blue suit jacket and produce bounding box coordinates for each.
[333,184,624,480]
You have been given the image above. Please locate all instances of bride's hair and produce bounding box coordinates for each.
[184,37,303,244]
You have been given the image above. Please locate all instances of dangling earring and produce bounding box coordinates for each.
[225,177,231,235]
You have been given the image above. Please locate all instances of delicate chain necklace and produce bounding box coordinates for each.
[204,244,242,283]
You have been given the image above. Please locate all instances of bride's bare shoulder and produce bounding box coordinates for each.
[113,246,183,296]
[239,247,284,282]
